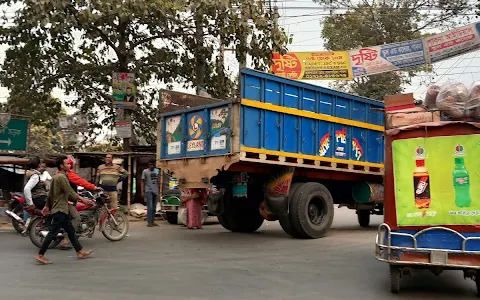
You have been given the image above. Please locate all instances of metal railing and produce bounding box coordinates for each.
[376,223,480,268]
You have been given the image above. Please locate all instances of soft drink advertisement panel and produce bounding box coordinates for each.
[392,135,480,226]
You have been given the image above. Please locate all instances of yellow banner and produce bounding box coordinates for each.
[271,51,352,80]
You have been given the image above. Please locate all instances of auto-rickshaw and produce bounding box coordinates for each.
[376,122,480,295]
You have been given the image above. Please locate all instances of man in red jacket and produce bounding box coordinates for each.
[58,156,102,250]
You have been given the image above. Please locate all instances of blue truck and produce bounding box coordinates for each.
[157,68,385,239]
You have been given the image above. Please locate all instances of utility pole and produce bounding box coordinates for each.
[238,5,247,73]
[195,5,205,96]
[219,37,226,89]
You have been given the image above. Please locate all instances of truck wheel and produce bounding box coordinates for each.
[289,182,334,239]
[279,182,303,238]
[218,190,264,233]
[357,210,371,227]
[165,212,178,225]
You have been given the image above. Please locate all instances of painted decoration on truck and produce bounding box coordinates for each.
[187,114,205,152]
[319,132,331,157]
[349,40,427,77]
[270,51,352,80]
[425,22,480,63]
[210,107,229,151]
[165,116,182,155]
[352,138,364,161]
[335,128,348,158]
[265,167,295,196]
[393,135,480,226]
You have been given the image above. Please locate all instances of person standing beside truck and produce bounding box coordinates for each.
[141,159,159,227]
[96,153,128,209]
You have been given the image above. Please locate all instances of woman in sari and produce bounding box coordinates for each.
[181,188,207,229]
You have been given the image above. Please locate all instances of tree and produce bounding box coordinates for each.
[0,0,288,145]
[315,0,472,100]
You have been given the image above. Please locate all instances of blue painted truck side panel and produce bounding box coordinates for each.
[240,69,385,165]
[161,101,232,159]
[160,69,385,166]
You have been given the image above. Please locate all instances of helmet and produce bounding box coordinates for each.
[67,155,75,169]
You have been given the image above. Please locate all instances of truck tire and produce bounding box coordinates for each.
[279,182,303,238]
[218,190,264,233]
[289,182,334,239]
[357,210,371,227]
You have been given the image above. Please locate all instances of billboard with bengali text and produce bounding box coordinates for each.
[424,22,480,63]
[271,51,352,80]
[349,40,427,77]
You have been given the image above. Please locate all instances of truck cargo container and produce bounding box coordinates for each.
[156,68,384,238]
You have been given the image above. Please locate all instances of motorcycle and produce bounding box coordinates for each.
[5,192,27,233]
[29,191,129,249]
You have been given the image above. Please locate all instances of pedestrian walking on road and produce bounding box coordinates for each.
[96,153,128,209]
[141,159,159,227]
[35,155,93,265]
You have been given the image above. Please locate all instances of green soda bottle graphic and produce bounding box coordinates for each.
[453,157,471,208]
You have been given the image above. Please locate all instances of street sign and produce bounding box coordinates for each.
[0,118,29,153]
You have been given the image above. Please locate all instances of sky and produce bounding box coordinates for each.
[1,0,480,117]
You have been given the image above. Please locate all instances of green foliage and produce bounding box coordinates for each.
[316,0,472,100]
[83,140,123,152]
[28,125,76,156]
[0,0,288,145]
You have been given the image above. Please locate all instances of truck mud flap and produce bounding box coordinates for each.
[207,190,225,216]
[264,194,288,216]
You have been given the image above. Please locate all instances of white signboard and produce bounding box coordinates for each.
[167,141,181,155]
[211,135,226,150]
[115,121,132,138]
[425,22,480,63]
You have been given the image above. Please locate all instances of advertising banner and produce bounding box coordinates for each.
[349,39,427,77]
[271,51,352,80]
[425,22,480,63]
[112,72,137,109]
[392,135,480,226]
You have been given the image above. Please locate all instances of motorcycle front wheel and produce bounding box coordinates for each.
[29,217,62,249]
[102,211,129,241]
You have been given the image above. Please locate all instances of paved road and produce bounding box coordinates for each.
[0,208,477,299]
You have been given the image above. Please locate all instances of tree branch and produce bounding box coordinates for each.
[67,5,120,58]
[131,31,194,48]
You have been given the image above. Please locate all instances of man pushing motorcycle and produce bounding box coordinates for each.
[57,155,103,250]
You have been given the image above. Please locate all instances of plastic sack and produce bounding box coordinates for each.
[424,85,440,109]
[467,81,480,118]
[436,82,469,120]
